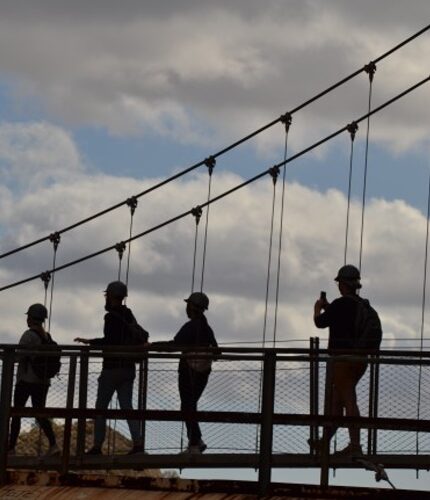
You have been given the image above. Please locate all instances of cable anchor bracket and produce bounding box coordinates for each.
[204,156,216,177]
[191,205,203,225]
[49,232,61,252]
[280,112,292,133]
[269,165,280,185]
[364,61,377,82]
[115,241,127,261]
[126,196,138,216]
[346,121,359,142]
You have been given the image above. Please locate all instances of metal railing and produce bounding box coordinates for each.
[1,341,430,495]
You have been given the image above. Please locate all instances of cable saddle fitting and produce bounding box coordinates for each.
[126,196,138,216]
[280,112,292,133]
[115,241,127,260]
[191,206,203,225]
[49,232,61,251]
[269,166,280,185]
[364,61,377,82]
[346,121,359,141]
[204,156,216,176]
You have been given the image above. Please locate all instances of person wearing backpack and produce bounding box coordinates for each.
[312,264,382,457]
[151,292,218,454]
[74,280,146,455]
[8,303,61,457]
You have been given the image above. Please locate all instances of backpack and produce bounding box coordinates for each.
[111,311,149,362]
[351,296,383,350]
[29,330,62,380]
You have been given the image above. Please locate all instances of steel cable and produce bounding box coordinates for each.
[1,25,429,261]
[1,75,429,293]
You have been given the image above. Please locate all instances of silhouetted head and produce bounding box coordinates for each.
[335,264,362,294]
[26,303,48,325]
[104,281,128,298]
[104,280,127,309]
[184,292,209,318]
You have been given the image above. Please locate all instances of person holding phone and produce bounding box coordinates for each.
[312,265,371,457]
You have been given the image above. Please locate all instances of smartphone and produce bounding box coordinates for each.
[320,291,327,301]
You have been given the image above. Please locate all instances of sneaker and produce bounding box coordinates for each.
[45,444,61,457]
[332,443,363,457]
[307,437,323,454]
[197,439,207,453]
[127,444,146,455]
[85,446,102,456]
[180,439,207,455]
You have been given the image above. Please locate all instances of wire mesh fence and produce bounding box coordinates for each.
[2,345,430,461]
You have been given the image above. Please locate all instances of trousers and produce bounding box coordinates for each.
[94,367,141,448]
[178,365,210,445]
[9,381,56,449]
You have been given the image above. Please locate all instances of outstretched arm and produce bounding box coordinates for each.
[74,337,91,344]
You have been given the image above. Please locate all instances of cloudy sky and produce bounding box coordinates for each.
[1,0,430,489]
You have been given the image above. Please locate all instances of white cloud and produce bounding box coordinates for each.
[1,1,429,154]
[0,122,83,191]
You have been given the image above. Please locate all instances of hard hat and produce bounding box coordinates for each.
[184,292,209,311]
[334,265,362,288]
[26,303,48,321]
[104,280,128,298]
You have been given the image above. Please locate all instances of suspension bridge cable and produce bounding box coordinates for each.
[262,167,280,347]
[1,75,429,293]
[190,207,202,293]
[47,233,61,332]
[255,166,280,454]
[200,157,215,292]
[416,170,430,456]
[358,63,376,272]
[1,25,429,262]
[273,115,292,346]
[344,122,359,265]
[125,197,138,288]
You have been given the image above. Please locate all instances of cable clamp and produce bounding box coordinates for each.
[204,156,216,177]
[191,205,203,225]
[126,196,138,216]
[269,165,280,185]
[364,61,377,82]
[280,112,292,133]
[115,241,127,260]
[49,232,61,251]
[346,121,359,142]
[40,271,51,290]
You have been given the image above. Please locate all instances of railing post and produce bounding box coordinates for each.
[76,348,89,458]
[371,355,380,455]
[315,337,320,429]
[0,348,15,485]
[258,350,276,497]
[309,337,319,454]
[367,354,375,454]
[62,355,77,474]
[320,357,333,488]
[138,357,149,451]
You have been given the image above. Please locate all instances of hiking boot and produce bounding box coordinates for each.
[127,444,146,455]
[85,446,102,456]
[332,443,363,457]
[45,444,61,457]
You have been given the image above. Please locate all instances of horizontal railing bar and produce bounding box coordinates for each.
[9,407,430,433]
[3,344,430,357]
